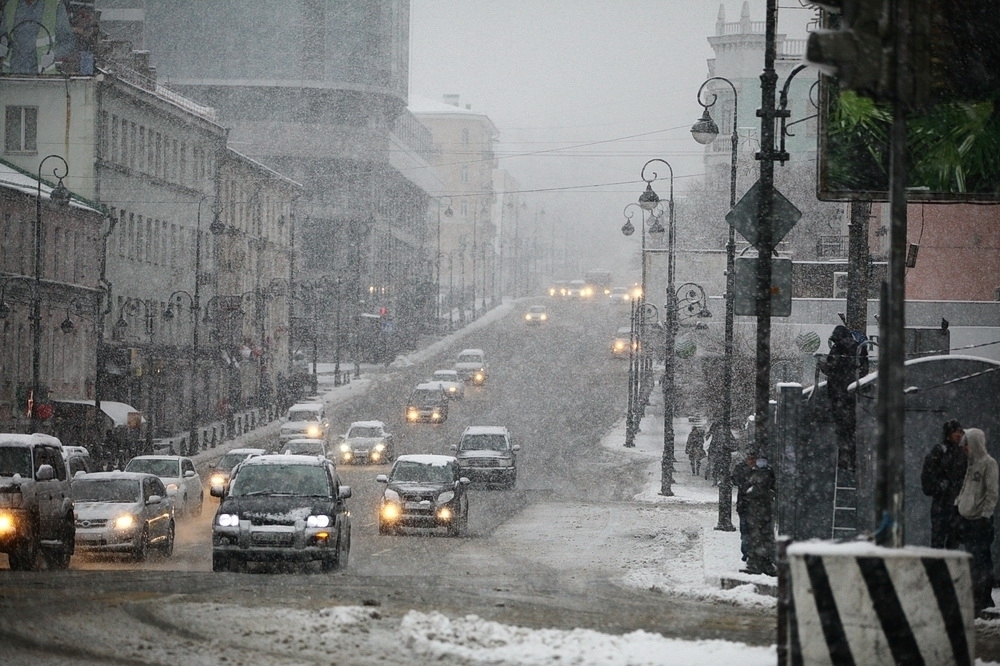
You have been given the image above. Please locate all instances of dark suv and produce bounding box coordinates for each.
[451,426,519,489]
[210,454,351,572]
[376,455,470,536]
[0,433,76,570]
[405,382,449,423]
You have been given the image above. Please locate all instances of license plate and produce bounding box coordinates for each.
[405,501,430,510]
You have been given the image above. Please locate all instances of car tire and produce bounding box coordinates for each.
[132,526,150,562]
[160,521,175,557]
[212,552,232,572]
[43,514,74,570]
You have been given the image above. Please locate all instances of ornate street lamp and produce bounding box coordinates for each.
[638,158,676,497]
[31,155,71,430]
[692,75,740,532]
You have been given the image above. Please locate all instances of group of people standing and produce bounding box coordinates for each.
[922,419,999,617]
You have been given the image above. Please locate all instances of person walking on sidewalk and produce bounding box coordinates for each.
[955,428,999,617]
[686,426,706,476]
[731,453,756,562]
[921,419,967,549]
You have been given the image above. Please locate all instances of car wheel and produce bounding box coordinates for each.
[44,514,74,570]
[132,526,150,562]
[160,521,175,557]
[212,552,232,572]
[8,539,39,571]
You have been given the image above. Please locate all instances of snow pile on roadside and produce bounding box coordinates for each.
[400,610,776,665]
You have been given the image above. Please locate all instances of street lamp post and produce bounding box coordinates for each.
[692,76,740,532]
[637,158,675,497]
[32,155,72,431]
[435,197,453,326]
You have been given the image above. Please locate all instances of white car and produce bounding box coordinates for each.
[123,455,203,518]
[338,420,395,465]
[279,402,329,444]
[430,369,465,400]
[454,348,488,385]
[72,471,175,560]
[282,438,328,458]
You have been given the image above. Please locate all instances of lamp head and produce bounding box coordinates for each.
[621,219,635,237]
[60,316,75,333]
[162,304,175,321]
[638,183,660,211]
[648,212,665,235]
[50,179,71,207]
[690,108,720,145]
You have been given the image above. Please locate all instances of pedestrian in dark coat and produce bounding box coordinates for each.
[742,456,777,576]
[817,324,868,472]
[731,453,756,562]
[956,428,999,617]
[686,426,706,475]
[921,419,967,549]
[705,420,728,485]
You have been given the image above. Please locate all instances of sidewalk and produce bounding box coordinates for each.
[598,384,779,598]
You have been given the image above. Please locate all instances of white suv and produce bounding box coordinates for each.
[279,402,329,444]
[0,433,76,570]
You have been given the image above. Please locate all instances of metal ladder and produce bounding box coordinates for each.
[831,465,858,539]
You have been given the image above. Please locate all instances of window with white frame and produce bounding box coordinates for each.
[4,106,38,153]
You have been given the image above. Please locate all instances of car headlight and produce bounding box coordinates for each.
[437,506,453,521]
[432,411,441,419]
[437,491,455,504]
[407,409,419,421]
[381,502,401,521]
[448,386,457,393]
[384,489,400,502]
[307,515,331,528]
[209,473,226,486]
[525,314,531,321]
[306,425,323,438]
[340,443,351,453]
[114,514,136,530]
[474,372,484,381]
[540,314,547,320]
[374,442,386,452]
[165,483,179,494]
[0,512,16,534]
[217,513,239,527]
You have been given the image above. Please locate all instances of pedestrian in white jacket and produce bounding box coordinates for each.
[956,428,999,616]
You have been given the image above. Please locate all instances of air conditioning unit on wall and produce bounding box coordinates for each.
[833,271,848,299]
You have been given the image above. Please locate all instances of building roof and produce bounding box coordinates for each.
[0,160,102,214]
[408,95,486,116]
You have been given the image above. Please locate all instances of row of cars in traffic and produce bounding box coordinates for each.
[0,347,517,572]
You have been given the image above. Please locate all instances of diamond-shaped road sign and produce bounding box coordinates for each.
[725,180,802,248]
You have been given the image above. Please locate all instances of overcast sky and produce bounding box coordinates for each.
[409,0,814,278]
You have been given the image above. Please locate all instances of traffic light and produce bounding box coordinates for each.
[805,1,890,101]
[806,0,1000,107]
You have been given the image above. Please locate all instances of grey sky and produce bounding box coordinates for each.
[409,0,814,276]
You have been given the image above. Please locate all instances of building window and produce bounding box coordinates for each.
[5,106,38,153]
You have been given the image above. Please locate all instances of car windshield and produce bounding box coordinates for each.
[460,435,508,452]
[72,478,140,503]
[391,461,454,484]
[433,372,455,381]
[230,464,331,497]
[457,354,482,364]
[410,389,441,406]
[0,446,32,477]
[287,409,320,422]
[348,426,382,438]
[125,459,180,478]
[529,307,545,313]
[284,442,324,455]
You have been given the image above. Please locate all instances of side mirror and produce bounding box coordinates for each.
[210,483,225,498]
[512,444,521,452]
[449,444,457,451]
[280,416,288,423]
[338,434,346,441]
[375,474,389,483]
[338,485,352,500]
[35,464,55,481]
[459,477,471,485]
[147,494,162,504]
[184,469,196,478]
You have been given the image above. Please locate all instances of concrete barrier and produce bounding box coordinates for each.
[787,541,973,665]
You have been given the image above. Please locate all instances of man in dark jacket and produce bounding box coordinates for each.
[742,456,777,576]
[731,453,756,561]
[818,325,868,472]
[921,419,967,548]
